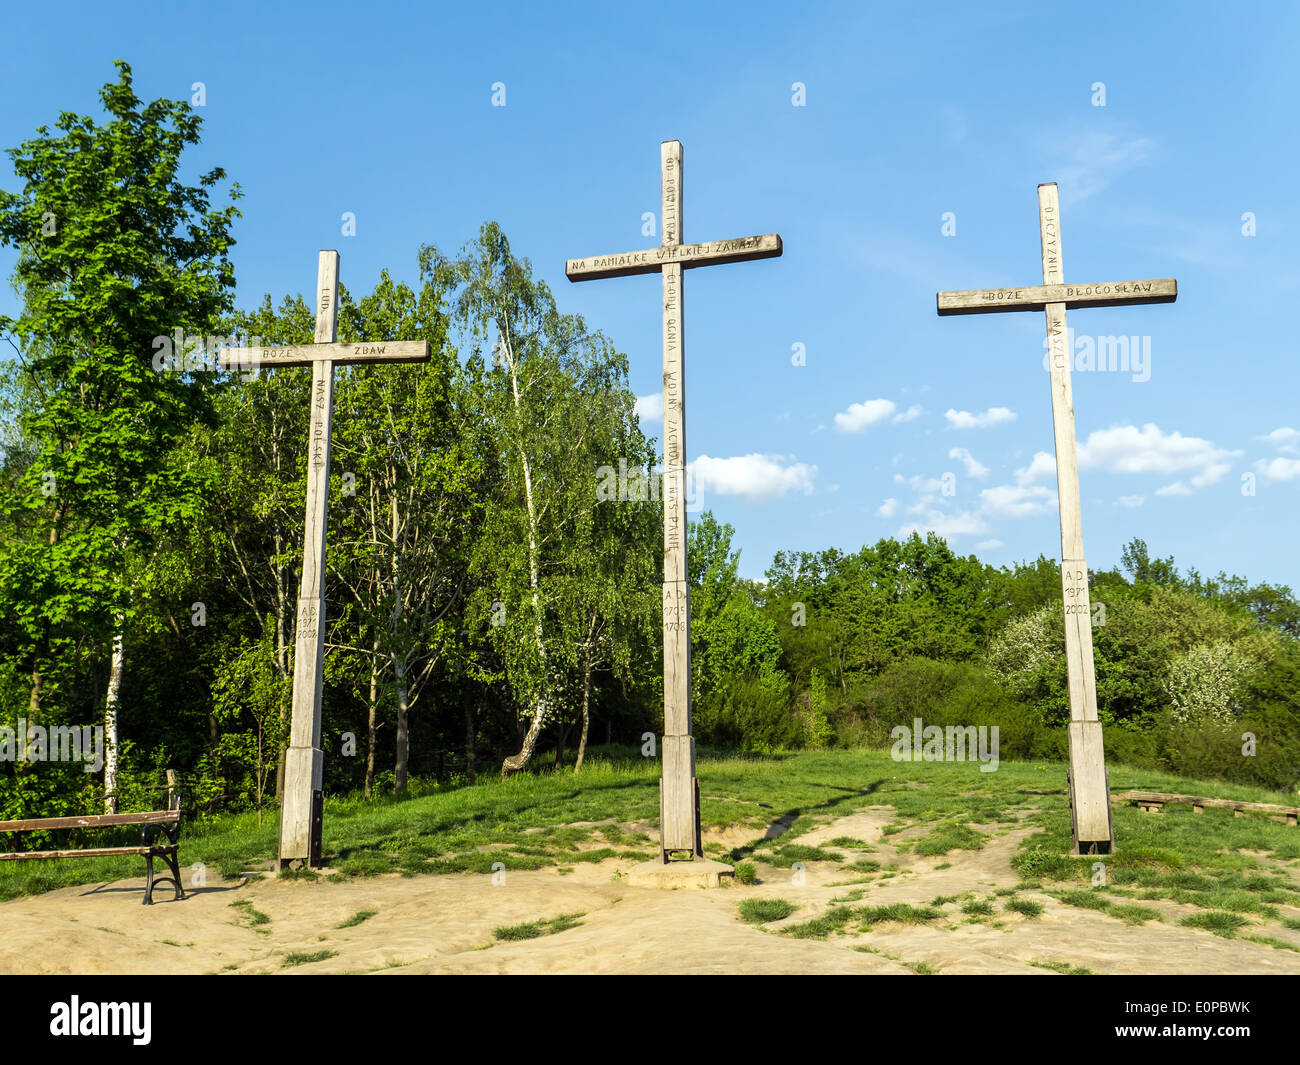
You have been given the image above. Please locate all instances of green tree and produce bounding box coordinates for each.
[0,61,239,810]
[426,223,649,777]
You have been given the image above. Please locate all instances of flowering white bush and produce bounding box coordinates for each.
[985,604,1058,696]
[1165,640,1255,724]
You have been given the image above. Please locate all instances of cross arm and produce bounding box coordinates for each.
[217,340,430,370]
[566,234,782,281]
[936,278,1176,316]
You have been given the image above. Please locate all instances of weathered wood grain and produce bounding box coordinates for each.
[935,182,1179,853]
[217,340,429,369]
[936,278,1175,315]
[0,846,175,861]
[565,234,782,280]
[0,810,178,832]
[219,252,430,868]
[566,140,780,861]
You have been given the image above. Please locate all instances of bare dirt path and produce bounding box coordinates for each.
[3,807,1297,975]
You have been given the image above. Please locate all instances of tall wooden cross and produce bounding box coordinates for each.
[566,140,781,862]
[219,250,429,868]
[936,183,1178,854]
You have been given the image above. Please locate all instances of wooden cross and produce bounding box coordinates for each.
[936,184,1178,854]
[566,140,781,862]
[219,250,428,868]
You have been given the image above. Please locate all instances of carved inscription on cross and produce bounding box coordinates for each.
[219,251,428,868]
[936,184,1178,853]
[566,141,781,861]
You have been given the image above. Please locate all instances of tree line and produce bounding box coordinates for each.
[1,64,1296,823]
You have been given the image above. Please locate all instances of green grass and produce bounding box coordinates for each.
[1242,934,1300,952]
[3,746,1296,924]
[913,821,986,857]
[336,909,377,929]
[1108,903,1163,925]
[961,899,995,916]
[859,903,943,927]
[763,843,844,864]
[786,901,943,937]
[1178,911,1250,937]
[738,898,797,924]
[732,861,757,885]
[229,899,270,927]
[281,949,337,968]
[1050,889,1163,925]
[1005,897,1045,919]
[783,905,856,939]
[1031,959,1092,975]
[1054,889,1110,911]
[828,837,875,851]
[493,912,585,941]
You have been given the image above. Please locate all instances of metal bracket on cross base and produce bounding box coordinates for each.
[310,789,324,868]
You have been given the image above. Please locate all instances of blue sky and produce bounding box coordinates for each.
[2,1,1298,585]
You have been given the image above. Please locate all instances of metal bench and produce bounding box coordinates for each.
[0,794,186,904]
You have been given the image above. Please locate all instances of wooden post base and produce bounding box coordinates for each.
[279,746,324,868]
[659,776,703,863]
[1068,721,1113,854]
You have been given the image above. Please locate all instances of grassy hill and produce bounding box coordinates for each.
[4,748,1299,946]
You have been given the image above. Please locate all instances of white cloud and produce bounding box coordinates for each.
[948,447,989,478]
[1015,451,1057,487]
[877,498,899,518]
[1077,423,1239,490]
[1255,456,1300,483]
[893,404,923,423]
[945,406,1016,430]
[634,392,663,423]
[1052,130,1154,205]
[834,398,896,432]
[897,508,989,539]
[689,453,816,503]
[894,472,949,494]
[1116,495,1145,508]
[1258,427,1300,455]
[975,539,1004,550]
[980,483,1057,518]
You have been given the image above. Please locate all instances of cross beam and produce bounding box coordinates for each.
[566,234,782,281]
[937,184,1178,854]
[937,278,1176,316]
[566,140,781,862]
[218,251,429,869]
[218,341,429,369]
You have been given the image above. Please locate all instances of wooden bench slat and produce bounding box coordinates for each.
[0,845,177,861]
[0,810,179,833]
[1116,790,1299,815]
[1113,790,1299,824]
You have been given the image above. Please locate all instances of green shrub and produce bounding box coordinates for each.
[738,898,796,924]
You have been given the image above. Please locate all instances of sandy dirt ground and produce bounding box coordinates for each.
[3,805,1298,975]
